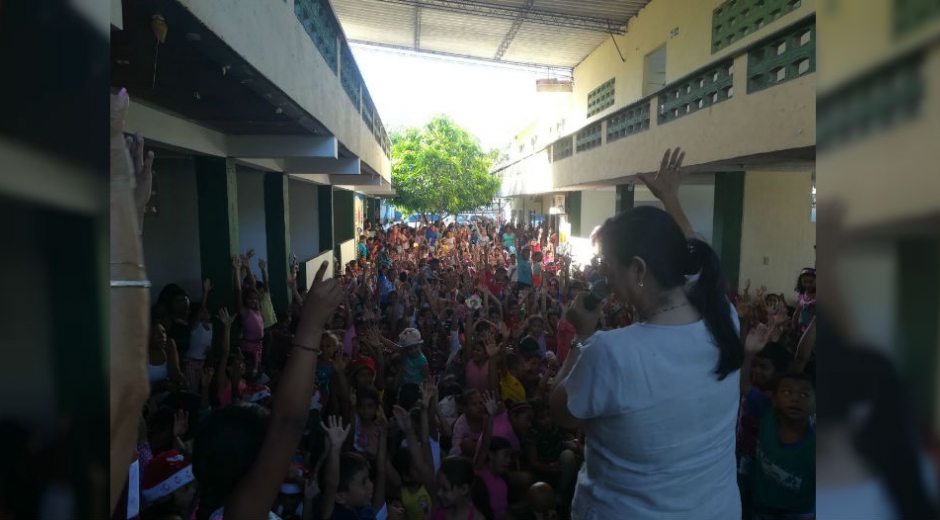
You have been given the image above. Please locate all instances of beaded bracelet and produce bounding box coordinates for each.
[292,344,323,355]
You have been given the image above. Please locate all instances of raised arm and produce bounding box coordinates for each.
[214,308,236,393]
[791,316,816,373]
[193,278,212,329]
[233,256,246,316]
[473,392,499,472]
[392,405,438,497]
[637,148,694,240]
[226,262,344,519]
[319,415,352,520]
[258,258,270,292]
[741,323,771,396]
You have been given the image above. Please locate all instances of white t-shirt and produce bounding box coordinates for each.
[187,324,213,360]
[564,316,741,520]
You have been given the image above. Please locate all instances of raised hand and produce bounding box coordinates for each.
[482,391,500,416]
[637,147,684,203]
[216,308,235,326]
[173,409,189,438]
[756,285,767,299]
[203,278,213,293]
[320,415,351,450]
[745,322,772,354]
[246,249,256,260]
[127,132,154,216]
[258,258,267,271]
[300,262,344,330]
[392,404,412,432]
[231,255,240,271]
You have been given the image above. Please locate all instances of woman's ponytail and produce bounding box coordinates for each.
[686,238,743,380]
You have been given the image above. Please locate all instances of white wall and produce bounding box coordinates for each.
[838,243,898,356]
[289,179,321,261]
[635,179,715,244]
[579,190,616,238]
[339,239,357,271]
[739,170,816,296]
[237,167,268,278]
[142,158,203,302]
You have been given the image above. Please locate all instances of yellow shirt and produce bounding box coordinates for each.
[500,372,526,404]
[401,485,432,520]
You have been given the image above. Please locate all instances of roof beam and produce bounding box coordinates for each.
[286,157,361,174]
[227,136,338,159]
[494,0,533,60]
[414,6,421,50]
[371,0,626,34]
[348,40,574,78]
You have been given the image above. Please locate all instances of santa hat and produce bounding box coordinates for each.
[247,383,271,403]
[348,355,376,378]
[142,450,194,504]
[280,463,308,495]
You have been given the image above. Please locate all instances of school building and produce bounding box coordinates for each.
[493,0,818,299]
[110,0,394,314]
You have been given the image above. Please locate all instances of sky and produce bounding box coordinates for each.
[350,43,569,151]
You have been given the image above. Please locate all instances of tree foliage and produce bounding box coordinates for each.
[391,115,500,217]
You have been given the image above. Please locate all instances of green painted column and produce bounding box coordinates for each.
[615,184,635,213]
[333,188,356,247]
[318,185,334,254]
[568,191,582,237]
[712,172,745,291]
[264,172,291,314]
[897,239,940,423]
[195,156,239,313]
[42,208,107,519]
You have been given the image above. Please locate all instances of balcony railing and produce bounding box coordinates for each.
[293,0,390,159]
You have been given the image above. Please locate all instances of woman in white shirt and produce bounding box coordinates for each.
[550,148,744,520]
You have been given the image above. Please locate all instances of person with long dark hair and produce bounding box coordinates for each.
[550,149,743,519]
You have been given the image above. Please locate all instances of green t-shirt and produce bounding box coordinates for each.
[752,409,815,515]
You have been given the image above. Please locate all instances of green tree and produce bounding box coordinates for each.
[391,115,500,218]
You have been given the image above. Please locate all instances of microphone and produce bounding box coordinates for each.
[583,275,610,311]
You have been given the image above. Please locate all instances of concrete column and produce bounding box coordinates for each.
[897,239,940,423]
[333,188,355,249]
[616,183,635,213]
[568,191,582,237]
[263,172,291,314]
[195,156,239,312]
[712,172,745,291]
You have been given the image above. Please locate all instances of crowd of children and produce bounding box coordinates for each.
[127,197,818,520]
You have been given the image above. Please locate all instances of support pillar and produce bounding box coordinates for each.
[195,156,239,313]
[897,239,940,424]
[712,172,745,291]
[568,191,582,237]
[264,172,291,314]
[615,183,635,213]
[333,188,356,249]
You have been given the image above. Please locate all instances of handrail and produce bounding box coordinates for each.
[293,0,391,159]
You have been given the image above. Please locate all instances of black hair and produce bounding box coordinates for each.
[598,206,742,380]
[157,283,189,307]
[518,337,540,360]
[192,404,270,520]
[528,397,549,417]
[505,352,523,372]
[393,446,413,480]
[439,457,495,520]
[774,371,815,392]
[338,452,371,492]
[489,436,513,453]
[398,383,421,410]
[441,382,464,400]
[794,270,816,294]
[756,342,791,374]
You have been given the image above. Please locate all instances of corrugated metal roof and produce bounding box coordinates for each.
[329,0,653,68]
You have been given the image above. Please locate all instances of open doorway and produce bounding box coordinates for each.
[644,45,667,96]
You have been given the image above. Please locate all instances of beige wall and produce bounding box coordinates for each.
[555,55,815,188]
[176,0,390,180]
[818,46,940,229]
[579,190,617,238]
[739,169,816,298]
[571,0,816,127]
